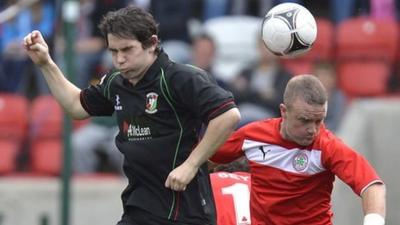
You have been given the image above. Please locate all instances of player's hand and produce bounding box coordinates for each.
[23,30,51,66]
[165,162,198,192]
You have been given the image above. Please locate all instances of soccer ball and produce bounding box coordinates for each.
[261,3,317,57]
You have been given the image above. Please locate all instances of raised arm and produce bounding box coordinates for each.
[23,30,89,119]
[361,183,386,225]
[165,107,241,191]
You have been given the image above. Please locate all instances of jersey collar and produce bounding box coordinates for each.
[140,50,171,83]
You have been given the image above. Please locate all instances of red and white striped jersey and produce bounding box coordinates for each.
[211,172,251,225]
[210,118,382,225]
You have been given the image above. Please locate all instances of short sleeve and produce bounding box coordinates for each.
[80,74,115,116]
[210,128,246,164]
[168,66,236,122]
[322,136,383,196]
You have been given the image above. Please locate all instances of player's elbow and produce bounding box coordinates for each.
[362,182,386,197]
[233,108,241,124]
[225,107,241,129]
[65,104,91,120]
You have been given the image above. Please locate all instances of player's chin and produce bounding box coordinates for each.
[296,137,314,146]
[119,70,129,76]
[120,71,133,79]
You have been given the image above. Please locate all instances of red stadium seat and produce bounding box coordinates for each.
[0,141,20,174]
[0,94,29,139]
[0,94,29,174]
[29,96,63,175]
[30,95,63,139]
[337,61,391,98]
[30,139,62,175]
[336,17,399,61]
[29,96,90,176]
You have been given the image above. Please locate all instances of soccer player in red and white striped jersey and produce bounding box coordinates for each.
[211,75,386,225]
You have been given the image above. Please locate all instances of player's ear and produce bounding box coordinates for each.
[149,35,158,51]
[280,103,287,118]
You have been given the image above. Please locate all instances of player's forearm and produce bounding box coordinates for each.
[39,60,89,119]
[361,183,386,224]
[185,108,241,168]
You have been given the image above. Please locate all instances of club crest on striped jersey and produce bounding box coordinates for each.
[145,92,158,114]
[292,152,309,171]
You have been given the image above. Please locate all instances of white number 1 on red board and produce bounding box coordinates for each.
[222,183,251,225]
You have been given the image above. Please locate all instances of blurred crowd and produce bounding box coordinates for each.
[1,0,400,176]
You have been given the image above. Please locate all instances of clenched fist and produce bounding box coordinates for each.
[23,30,51,66]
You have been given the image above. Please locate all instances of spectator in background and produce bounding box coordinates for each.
[72,0,104,88]
[229,0,273,17]
[23,0,55,96]
[201,0,230,21]
[0,3,5,87]
[278,0,369,24]
[228,37,292,126]
[72,36,122,174]
[387,64,400,94]
[150,0,195,43]
[0,0,31,93]
[312,60,346,133]
[191,33,228,89]
[201,0,273,20]
[0,0,54,96]
[150,0,198,66]
[325,0,369,23]
[71,0,125,175]
[161,40,192,64]
[191,34,214,73]
[370,0,396,20]
[73,0,125,89]
[72,115,123,174]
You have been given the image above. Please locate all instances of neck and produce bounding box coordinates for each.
[128,54,157,86]
[279,120,289,141]
[128,75,144,86]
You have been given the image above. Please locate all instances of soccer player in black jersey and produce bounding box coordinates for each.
[23,5,240,225]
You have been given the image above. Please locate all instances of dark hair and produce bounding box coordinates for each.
[213,157,249,173]
[283,74,327,107]
[98,5,161,53]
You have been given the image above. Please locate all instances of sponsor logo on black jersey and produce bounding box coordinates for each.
[123,121,152,141]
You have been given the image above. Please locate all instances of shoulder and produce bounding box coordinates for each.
[99,70,121,85]
[162,63,220,95]
[314,126,345,152]
[98,70,122,98]
[238,118,279,139]
[165,63,213,82]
